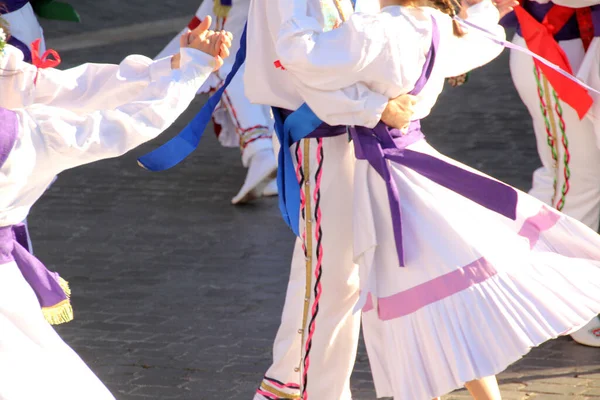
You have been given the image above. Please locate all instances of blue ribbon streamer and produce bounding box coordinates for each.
[137,24,247,171]
[272,104,325,236]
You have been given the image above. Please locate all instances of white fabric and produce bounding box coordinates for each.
[1,3,45,53]
[0,44,214,226]
[251,2,500,400]
[509,3,600,346]
[276,3,505,122]
[0,44,214,399]
[2,6,48,251]
[250,1,600,399]
[245,0,388,128]
[0,262,115,400]
[510,31,600,230]
[356,139,600,398]
[254,135,360,400]
[353,0,380,14]
[156,0,274,162]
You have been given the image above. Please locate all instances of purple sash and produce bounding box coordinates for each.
[278,17,518,265]
[347,18,518,266]
[0,107,72,324]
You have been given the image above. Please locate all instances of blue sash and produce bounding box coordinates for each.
[137,25,248,171]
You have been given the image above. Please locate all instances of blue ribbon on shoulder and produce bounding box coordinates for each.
[137,25,247,171]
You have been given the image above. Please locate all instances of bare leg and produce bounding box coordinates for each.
[464,376,502,400]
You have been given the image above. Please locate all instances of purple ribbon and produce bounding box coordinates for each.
[345,16,518,267]
[349,122,518,267]
[0,224,69,309]
[0,108,68,310]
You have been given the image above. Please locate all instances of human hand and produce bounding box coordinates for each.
[381,94,416,130]
[492,0,519,18]
[172,16,233,71]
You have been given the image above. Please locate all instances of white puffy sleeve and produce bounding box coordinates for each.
[261,0,388,128]
[293,77,389,127]
[438,1,506,78]
[1,43,187,114]
[16,48,214,176]
[275,10,419,90]
[32,55,175,113]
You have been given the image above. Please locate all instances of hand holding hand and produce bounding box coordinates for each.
[381,94,417,130]
[171,16,233,70]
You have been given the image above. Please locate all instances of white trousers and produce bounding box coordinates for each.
[255,136,360,400]
[510,34,600,230]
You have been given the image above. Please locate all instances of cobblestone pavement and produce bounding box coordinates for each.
[25,2,600,399]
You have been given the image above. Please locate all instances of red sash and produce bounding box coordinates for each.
[514,2,594,119]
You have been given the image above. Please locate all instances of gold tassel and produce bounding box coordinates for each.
[213,0,231,19]
[42,300,74,325]
[59,277,71,298]
[42,278,73,325]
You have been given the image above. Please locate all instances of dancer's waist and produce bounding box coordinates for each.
[279,108,424,146]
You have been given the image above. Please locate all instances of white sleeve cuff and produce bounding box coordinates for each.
[149,56,173,82]
[178,48,217,84]
[356,92,388,128]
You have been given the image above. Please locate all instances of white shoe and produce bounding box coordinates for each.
[570,316,600,347]
[231,149,277,205]
[262,179,278,197]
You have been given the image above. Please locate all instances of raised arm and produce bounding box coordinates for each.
[274,8,423,91]
[2,44,175,112]
[18,48,214,178]
[248,0,414,128]
[3,17,227,114]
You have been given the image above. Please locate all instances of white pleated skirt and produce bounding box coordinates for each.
[0,261,115,400]
[354,140,600,399]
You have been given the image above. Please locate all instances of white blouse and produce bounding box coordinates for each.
[245,0,390,129]
[0,45,215,226]
[274,1,506,123]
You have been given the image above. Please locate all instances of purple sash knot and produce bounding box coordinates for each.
[349,122,518,267]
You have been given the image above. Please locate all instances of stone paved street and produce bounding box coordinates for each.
[24,1,600,399]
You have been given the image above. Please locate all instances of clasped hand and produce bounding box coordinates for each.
[171,15,234,71]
